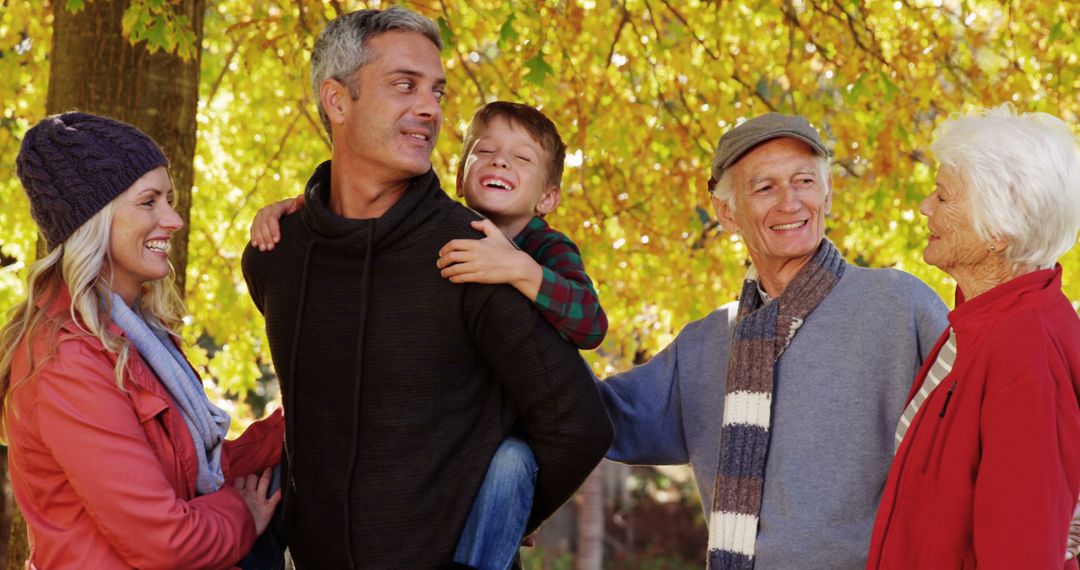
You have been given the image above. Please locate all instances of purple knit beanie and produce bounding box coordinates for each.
[16,112,169,250]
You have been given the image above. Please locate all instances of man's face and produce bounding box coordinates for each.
[334,30,446,183]
[713,137,831,272]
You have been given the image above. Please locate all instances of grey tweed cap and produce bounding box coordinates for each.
[16,112,169,250]
[709,113,830,191]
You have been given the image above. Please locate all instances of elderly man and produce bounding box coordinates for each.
[241,6,612,568]
[599,113,948,569]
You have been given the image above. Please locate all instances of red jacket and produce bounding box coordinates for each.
[868,266,1080,569]
[6,288,283,569]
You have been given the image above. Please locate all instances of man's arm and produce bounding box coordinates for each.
[464,284,613,531]
[598,335,691,466]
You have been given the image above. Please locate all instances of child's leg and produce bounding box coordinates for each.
[453,436,538,570]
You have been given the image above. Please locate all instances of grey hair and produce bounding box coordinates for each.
[931,104,1080,274]
[710,152,832,214]
[310,6,443,138]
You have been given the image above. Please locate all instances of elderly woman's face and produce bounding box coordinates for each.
[919,166,990,278]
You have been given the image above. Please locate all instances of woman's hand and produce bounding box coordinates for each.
[233,468,281,535]
[250,195,304,251]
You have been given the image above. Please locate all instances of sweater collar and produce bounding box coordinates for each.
[299,160,445,253]
[949,264,1063,328]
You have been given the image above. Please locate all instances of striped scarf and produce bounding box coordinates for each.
[707,239,846,569]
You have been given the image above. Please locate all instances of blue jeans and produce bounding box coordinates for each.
[453,437,538,570]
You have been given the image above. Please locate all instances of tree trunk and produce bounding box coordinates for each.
[44,0,204,297]
[6,1,204,565]
[574,462,605,570]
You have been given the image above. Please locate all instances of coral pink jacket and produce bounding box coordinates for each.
[6,288,283,569]
[868,267,1080,569]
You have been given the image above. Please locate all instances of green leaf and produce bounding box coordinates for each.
[497,13,519,50]
[877,71,899,102]
[1048,21,1064,43]
[65,0,85,12]
[145,17,168,50]
[436,17,455,48]
[121,4,141,36]
[523,53,553,86]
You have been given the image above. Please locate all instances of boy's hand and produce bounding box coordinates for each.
[250,195,304,251]
[437,219,543,300]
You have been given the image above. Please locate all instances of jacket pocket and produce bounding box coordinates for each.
[131,390,170,424]
[919,380,958,474]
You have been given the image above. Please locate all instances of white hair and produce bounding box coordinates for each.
[931,104,1080,273]
[310,6,442,138]
[710,151,831,213]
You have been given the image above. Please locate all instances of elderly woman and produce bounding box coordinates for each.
[0,112,283,569]
[867,105,1080,568]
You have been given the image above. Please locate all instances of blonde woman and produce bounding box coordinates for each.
[1,112,283,569]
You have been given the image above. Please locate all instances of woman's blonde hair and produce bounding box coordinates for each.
[0,200,186,440]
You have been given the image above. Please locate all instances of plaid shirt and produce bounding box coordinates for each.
[513,216,608,349]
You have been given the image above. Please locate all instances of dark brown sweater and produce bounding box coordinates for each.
[242,161,613,569]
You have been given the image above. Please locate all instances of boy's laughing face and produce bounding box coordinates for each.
[459,117,560,234]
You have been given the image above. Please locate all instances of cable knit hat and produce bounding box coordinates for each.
[16,112,169,250]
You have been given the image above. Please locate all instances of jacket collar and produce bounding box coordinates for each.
[38,284,178,395]
[949,264,1063,330]
[39,284,126,340]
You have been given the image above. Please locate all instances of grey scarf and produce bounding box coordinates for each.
[110,293,230,495]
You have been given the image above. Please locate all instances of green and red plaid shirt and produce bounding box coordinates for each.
[513,216,608,349]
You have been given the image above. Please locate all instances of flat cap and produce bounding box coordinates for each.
[709,113,830,189]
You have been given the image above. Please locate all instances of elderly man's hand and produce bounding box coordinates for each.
[1065,497,1080,561]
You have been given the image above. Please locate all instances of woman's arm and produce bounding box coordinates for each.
[223,407,284,480]
[35,343,258,569]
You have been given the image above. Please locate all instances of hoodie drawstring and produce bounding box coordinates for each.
[284,241,316,497]
[342,222,374,569]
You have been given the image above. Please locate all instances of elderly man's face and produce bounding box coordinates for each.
[714,137,831,272]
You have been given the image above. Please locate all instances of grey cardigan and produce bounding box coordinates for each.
[600,264,948,569]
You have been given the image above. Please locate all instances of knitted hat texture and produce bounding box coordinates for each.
[16,112,169,250]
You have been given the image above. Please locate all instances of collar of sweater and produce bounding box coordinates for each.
[299,160,446,254]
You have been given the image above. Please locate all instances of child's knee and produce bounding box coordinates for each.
[492,437,538,478]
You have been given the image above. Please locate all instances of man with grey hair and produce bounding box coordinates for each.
[242,6,612,568]
[597,113,948,569]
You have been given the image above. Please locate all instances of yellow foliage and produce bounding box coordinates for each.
[2,1,1079,409]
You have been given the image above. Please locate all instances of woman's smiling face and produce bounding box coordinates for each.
[104,167,182,305]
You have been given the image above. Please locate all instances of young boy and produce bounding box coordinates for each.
[250,101,607,569]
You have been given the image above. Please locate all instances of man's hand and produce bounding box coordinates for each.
[234,467,281,536]
[250,195,304,251]
[437,219,543,299]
